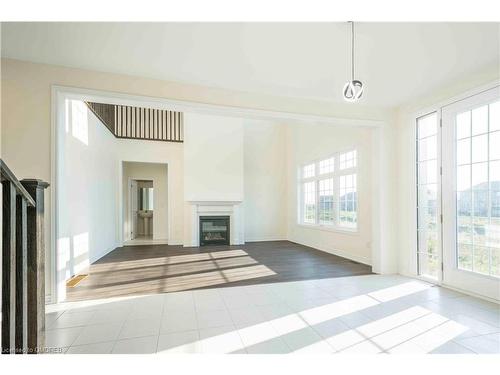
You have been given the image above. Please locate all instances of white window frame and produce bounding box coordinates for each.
[298,149,358,232]
[415,111,442,282]
[410,80,500,292]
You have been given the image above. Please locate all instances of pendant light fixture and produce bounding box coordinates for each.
[343,21,364,102]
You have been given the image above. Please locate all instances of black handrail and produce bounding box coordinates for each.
[1,159,49,354]
[0,160,35,207]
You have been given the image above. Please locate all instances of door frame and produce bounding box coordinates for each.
[441,86,500,301]
[413,109,443,285]
[128,178,139,241]
[410,80,500,299]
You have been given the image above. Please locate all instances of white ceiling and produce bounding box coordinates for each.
[1,22,499,108]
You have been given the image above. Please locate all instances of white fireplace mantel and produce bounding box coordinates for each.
[186,200,244,247]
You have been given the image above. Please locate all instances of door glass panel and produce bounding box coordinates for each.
[458,243,473,271]
[471,134,488,163]
[490,101,500,131]
[456,138,470,165]
[455,103,500,278]
[490,131,500,160]
[416,112,439,279]
[491,248,500,276]
[419,253,439,278]
[471,105,488,135]
[456,111,471,139]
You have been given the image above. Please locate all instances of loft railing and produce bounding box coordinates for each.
[86,102,184,142]
[1,159,49,354]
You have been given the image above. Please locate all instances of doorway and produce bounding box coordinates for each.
[441,86,500,300]
[129,179,154,241]
[122,161,169,246]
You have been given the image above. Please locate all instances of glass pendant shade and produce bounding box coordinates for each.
[343,80,364,102]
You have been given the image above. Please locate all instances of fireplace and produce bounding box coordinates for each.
[199,216,230,246]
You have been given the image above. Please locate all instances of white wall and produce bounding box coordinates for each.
[57,101,119,284]
[183,113,244,202]
[122,162,168,240]
[285,122,374,265]
[243,120,287,241]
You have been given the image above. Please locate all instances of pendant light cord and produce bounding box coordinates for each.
[351,21,355,81]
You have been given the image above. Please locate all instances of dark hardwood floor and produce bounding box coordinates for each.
[66,241,372,301]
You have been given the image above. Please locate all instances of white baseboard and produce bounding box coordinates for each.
[167,239,183,246]
[289,238,371,266]
[244,236,287,242]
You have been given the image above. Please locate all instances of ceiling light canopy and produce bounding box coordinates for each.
[343,21,364,102]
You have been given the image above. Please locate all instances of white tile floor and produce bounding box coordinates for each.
[45,274,500,354]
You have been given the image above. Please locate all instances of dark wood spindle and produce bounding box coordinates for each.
[15,195,28,354]
[2,180,16,354]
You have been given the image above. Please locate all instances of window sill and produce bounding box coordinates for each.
[297,223,358,235]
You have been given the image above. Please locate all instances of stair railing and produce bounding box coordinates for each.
[1,159,49,354]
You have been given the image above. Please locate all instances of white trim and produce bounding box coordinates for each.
[244,237,287,243]
[297,223,358,235]
[166,240,183,246]
[123,238,169,247]
[290,239,371,266]
[412,80,500,119]
[414,111,443,282]
[52,85,385,128]
[399,271,500,305]
[49,86,58,304]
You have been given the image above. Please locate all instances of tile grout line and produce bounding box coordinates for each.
[154,295,167,354]
[221,289,250,354]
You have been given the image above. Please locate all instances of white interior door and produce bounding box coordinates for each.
[130,179,138,240]
[442,86,500,301]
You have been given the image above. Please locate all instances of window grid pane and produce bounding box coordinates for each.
[340,150,357,170]
[416,112,439,279]
[319,178,335,224]
[455,104,500,278]
[303,181,316,224]
[339,174,357,228]
[303,163,315,178]
[319,157,335,174]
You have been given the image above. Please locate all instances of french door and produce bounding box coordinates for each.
[441,86,500,300]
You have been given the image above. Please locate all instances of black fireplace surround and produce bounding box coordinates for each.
[199,216,230,246]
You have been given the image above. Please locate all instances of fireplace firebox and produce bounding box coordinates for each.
[199,216,230,246]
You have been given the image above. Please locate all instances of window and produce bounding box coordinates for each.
[319,178,334,225]
[416,112,440,279]
[303,181,316,224]
[319,157,335,174]
[303,163,315,178]
[339,174,357,228]
[455,101,500,277]
[299,150,357,230]
[340,150,357,170]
